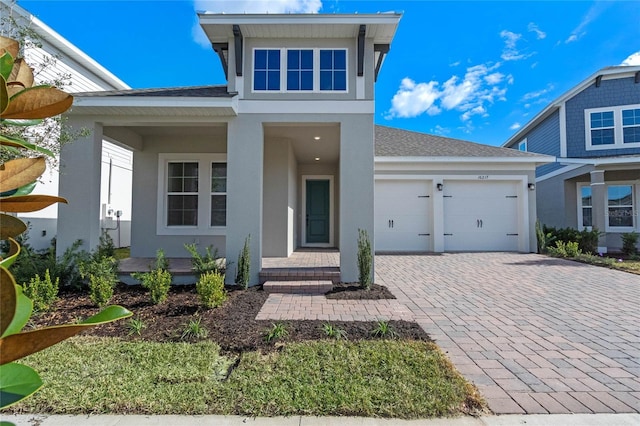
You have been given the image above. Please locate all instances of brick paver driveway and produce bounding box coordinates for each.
[375,253,640,414]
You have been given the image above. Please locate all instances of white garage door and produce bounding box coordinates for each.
[375,180,431,252]
[443,180,519,251]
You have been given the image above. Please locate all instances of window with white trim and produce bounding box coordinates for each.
[607,184,634,229]
[518,139,527,152]
[579,185,592,229]
[585,104,640,150]
[252,48,348,93]
[157,154,227,235]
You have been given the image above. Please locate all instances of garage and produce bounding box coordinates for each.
[443,180,520,251]
[374,179,432,251]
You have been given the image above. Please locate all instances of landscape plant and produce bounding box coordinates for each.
[21,268,58,312]
[542,225,600,254]
[264,322,288,343]
[79,256,119,308]
[0,35,131,410]
[322,323,347,340]
[185,243,225,276]
[127,318,146,336]
[196,271,227,309]
[371,320,398,339]
[132,249,171,305]
[235,235,251,289]
[621,231,639,256]
[535,220,555,254]
[181,316,208,341]
[357,228,372,289]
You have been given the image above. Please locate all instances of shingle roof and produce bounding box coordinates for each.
[73,85,233,98]
[375,125,543,158]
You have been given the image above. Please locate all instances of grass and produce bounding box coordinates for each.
[113,247,131,260]
[567,253,640,275]
[15,337,485,418]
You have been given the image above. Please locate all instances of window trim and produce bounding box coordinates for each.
[585,104,640,150]
[518,139,527,152]
[576,183,592,231]
[251,47,349,94]
[606,182,636,232]
[157,153,227,236]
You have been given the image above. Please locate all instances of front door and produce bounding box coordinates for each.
[306,179,330,244]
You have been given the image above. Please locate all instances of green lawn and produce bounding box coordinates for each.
[572,253,640,275]
[15,337,485,419]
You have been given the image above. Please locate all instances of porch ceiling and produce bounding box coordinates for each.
[264,123,340,164]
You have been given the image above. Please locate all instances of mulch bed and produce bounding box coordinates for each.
[31,283,430,354]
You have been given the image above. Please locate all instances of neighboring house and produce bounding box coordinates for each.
[57,12,549,286]
[503,66,640,253]
[0,0,133,250]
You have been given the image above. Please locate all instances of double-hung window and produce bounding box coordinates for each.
[253,48,348,93]
[585,104,640,149]
[579,185,592,229]
[607,185,634,229]
[158,154,227,235]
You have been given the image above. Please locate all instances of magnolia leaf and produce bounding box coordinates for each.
[0,238,20,269]
[0,75,7,116]
[0,268,17,337]
[0,52,13,81]
[2,86,73,120]
[0,118,43,127]
[0,181,37,198]
[0,214,27,239]
[0,157,46,193]
[7,58,34,89]
[0,362,43,409]
[0,134,54,156]
[2,285,33,338]
[0,37,18,65]
[0,195,67,213]
[0,305,133,364]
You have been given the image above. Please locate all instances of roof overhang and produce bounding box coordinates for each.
[375,155,554,165]
[558,156,640,167]
[68,96,238,117]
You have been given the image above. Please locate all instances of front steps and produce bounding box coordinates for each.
[260,266,339,295]
[263,280,333,295]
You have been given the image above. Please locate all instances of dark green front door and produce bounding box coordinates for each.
[306,180,330,244]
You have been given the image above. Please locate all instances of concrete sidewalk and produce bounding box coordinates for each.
[4,413,640,425]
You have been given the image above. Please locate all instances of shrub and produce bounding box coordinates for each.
[621,232,639,256]
[371,320,398,339]
[264,322,288,342]
[22,269,59,312]
[322,323,347,340]
[535,220,555,254]
[181,317,208,340]
[543,225,600,254]
[127,318,146,336]
[132,249,172,305]
[95,231,116,260]
[196,271,227,309]
[80,256,119,307]
[185,243,225,276]
[565,241,582,257]
[357,228,372,289]
[547,240,581,258]
[235,235,251,289]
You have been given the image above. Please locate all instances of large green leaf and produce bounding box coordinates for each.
[0,181,37,198]
[0,118,43,127]
[0,238,20,269]
[0,51,13,81]
[0,157,46,194]
[0,268,16,337]
[0,75,7,116]
[1,285,32,338]
[0,362,43,409]
[0,305,132,364]
[0,213,27,240]
[0,134,54,157]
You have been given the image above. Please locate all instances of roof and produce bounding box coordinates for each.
[503,65,640,148]
[73,85,233,98]
[375,125,548,159]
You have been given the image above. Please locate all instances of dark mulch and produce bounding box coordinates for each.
[31,284,430,354]
[325,283,395,300]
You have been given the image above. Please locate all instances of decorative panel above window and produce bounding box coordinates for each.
[585,104,640,150]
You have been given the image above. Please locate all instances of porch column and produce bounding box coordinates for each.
[57,118,103,255]
[590,169,608,253]
[339,117,375,283]
[225,116,263,285]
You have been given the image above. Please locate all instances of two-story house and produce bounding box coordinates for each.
[503,66,640,253]
[57,12,549,286]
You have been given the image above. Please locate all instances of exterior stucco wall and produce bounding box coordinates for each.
[565,77,640,158]
[130,134,227,259]
[287,142,298,255]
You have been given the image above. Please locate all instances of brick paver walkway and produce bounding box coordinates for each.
[376,253,640,415]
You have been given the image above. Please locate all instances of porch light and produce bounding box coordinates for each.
[314,136,321,140]
[436,183,443,191]
[315,157,320,161]
[528,183,536,191]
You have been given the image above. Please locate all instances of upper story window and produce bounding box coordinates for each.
[253,48,348,93]
[585,104,640,150]
[518,139,527,152]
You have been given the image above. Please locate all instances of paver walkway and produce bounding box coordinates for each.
[376,253,640,415]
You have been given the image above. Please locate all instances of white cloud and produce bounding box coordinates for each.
[387,78,441,119]
[565,2,608,44]
[621,51,640,66]
[510,122,521,130]
[449,61,461,67]
[484,72,504,85]
[521,84,554,102]
[432,125,451,135]
[527,22,546,40]
[500,30,534,61]
[194,0,322,13]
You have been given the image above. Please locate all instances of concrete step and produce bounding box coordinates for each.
[263,280,333,295]
[259,267,340,284]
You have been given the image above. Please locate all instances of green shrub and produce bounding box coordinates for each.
[132,249,172,305]
[181,317,208,341]
[322,323,347,340]
[371,321,398,339]
[621,232,639,256]
[127,318,146,336]
[185,243,225,276]
[565,241,582,257]
[95,231,116,260]
[357,228,372,289]
[196,271,227,309]
[543,225,600,254]
[22,269,59,312]
[535,220,555,254]
[235,235,251,289]
[79,256,119,307]
[264,322,288,342]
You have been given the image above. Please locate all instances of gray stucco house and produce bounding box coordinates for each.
[57,12,549,286]
[503,66,640,253]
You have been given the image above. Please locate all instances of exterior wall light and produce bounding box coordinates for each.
[436,183,443,191]
[528,183,535,190]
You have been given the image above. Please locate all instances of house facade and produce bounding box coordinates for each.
[503,66,640,253]
[0,0,133,250]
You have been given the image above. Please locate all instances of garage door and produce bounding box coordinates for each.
[375,180,431,251]
[443,180,519,251]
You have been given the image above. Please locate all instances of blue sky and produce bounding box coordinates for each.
[14,0,640,146]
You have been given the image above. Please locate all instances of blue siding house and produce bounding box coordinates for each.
[503,66,640,253]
